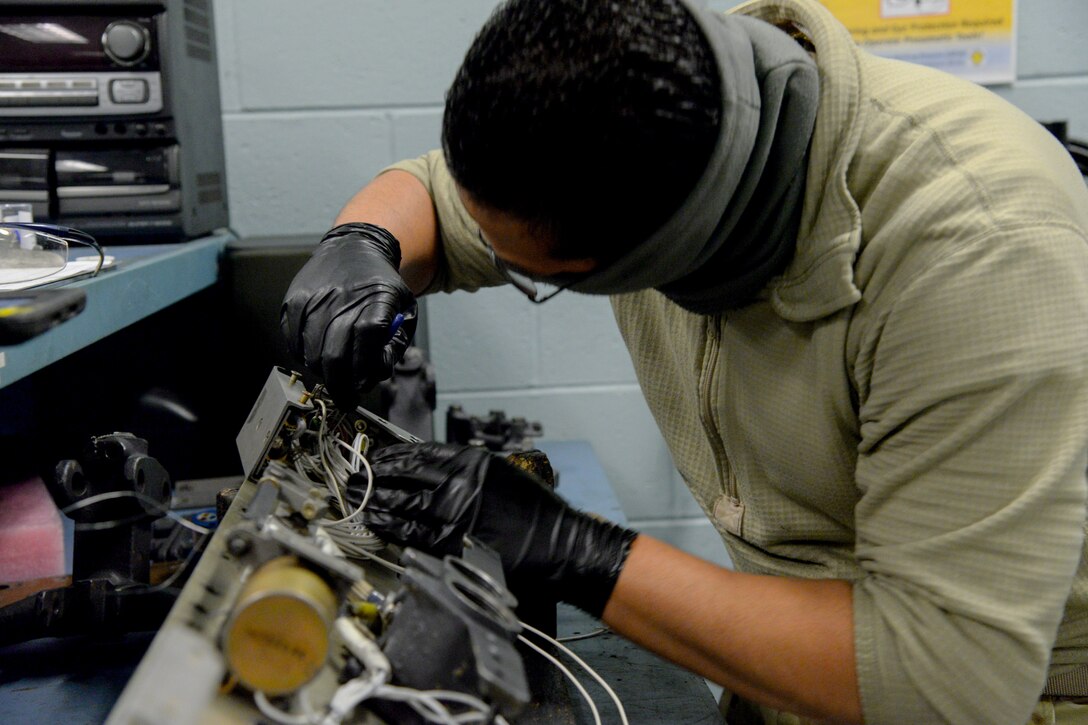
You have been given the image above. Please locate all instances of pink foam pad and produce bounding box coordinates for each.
[0,476,66,584]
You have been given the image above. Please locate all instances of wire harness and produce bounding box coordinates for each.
[111,368,630,725]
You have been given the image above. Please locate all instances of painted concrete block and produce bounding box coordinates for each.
[435,388,705,521]
[390,110,444,162]
[428,291,639,391]
[1016,0,1088,79]
[426,287,539,392]
[994,78,1088,139]
[537,295,639,387]
[223,111,393,238]
[221,0,497,111]
[637,518,734,569]
[213,0,242,113]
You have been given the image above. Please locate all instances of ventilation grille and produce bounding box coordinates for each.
[183,0,213,62]
[196,171,224,204]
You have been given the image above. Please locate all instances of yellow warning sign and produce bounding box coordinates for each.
[817,0,1017,84]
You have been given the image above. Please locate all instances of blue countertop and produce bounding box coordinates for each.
[540,438,628,525]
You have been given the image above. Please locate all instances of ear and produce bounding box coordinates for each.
[559,256,599,274]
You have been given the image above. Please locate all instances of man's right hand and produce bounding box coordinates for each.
[281,222,418,407]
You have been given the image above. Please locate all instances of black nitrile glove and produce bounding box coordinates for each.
[355,442,638,618]
[281,223,418,406]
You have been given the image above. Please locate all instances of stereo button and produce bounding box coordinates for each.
[110,79,149,104]
[103,21,150,65]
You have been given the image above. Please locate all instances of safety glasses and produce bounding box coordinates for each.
[478,229,572,304]
[0,222,104,287]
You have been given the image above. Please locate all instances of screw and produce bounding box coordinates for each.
[227,535,250,556]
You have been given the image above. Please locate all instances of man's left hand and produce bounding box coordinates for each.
[355,442,638,617]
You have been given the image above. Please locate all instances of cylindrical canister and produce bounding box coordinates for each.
[222,556,337,695]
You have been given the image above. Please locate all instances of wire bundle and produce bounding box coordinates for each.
[255,617,627,725]
[271,397,384,557]
[255,396,629,724]
[256,617,497,725]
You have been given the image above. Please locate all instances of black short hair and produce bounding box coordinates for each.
[442,0,721,262]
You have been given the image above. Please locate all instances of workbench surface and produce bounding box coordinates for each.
[0,440,724,724]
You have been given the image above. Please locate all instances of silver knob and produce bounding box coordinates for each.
[102,21,150,66]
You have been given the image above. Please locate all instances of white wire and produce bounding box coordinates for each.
[518,633,601,725]
[323,488,367,526]
[299,687,322,724]
[266,419,598,725]
[260,400,503,724]
[60,489,211,536]
[520,620,630,725]
[322,617,392,725]
[325,681,491,725]
[322,680,378,725]
[279,401,383,555]
[342,431,367,471]
[325,437,373,526]
[314,398,350,516]
[114,535,208,597]
[369,684,492,725]
[341,545,406,575]
[558,627,610,642]
[355,438,374,510]
[321,526,384,556]
[254,691,313,725]
[316,403,368,515]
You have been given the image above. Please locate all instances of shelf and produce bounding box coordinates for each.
[0,231,234,389]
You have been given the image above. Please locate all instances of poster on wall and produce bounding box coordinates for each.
[817,0,1017,85]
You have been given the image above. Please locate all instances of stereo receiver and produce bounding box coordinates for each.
[0,0,228,242]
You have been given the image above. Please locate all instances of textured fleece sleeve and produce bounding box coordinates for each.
[383,150,507,294]
[851,225,1088,724]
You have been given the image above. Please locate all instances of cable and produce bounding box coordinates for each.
[316,423,383,554]
[114,533,210,597]
[340,545,405,575]
[272,401,385,556]
[314,397,350,516]
[326,679,492,725]
[325,437,372,526]
[369,684,492,725]
[253,391,501,722]
[518,633,601,725]
[520,620,629,725]
[557,627,610,643]
[322,521,383,555]
[254,691,313,725]
[61,489,211,536]
[322,617,392,725]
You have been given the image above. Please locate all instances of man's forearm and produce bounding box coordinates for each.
[603,535,862,724]
[335,169,439,295]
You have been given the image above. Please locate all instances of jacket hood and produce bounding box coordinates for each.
[737,0,868,322]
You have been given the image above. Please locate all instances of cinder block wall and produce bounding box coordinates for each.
[214,0,1088,555]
